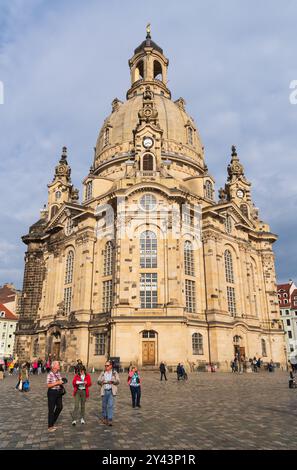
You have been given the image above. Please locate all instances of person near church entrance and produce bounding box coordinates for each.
[159,361,167,381]
[72,365,92,425]
[98,360,120,426]
[252,357,258,372]
[128,366,141,408]
[47,361,65,432]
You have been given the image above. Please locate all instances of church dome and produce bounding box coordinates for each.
[95,93,204,167]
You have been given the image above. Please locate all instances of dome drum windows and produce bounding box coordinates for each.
[204,180,214,200]
[85,181,93,201]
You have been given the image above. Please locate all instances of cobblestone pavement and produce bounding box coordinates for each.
[0,370,297,450]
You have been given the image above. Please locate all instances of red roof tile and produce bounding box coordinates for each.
[0,303,18,321]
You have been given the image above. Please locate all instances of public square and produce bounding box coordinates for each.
[0,370,296,450]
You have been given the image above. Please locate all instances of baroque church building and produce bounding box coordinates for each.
[15,30,286,370]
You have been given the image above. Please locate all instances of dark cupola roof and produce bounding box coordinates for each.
[134,25,163,55]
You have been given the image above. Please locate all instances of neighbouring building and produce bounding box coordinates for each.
[15,28,286,370]
[0,303,18,358]
[278,280,297,361]
[0,283,22,316]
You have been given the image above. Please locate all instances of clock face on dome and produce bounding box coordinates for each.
[237,189,244,199]
[143,137,153,149]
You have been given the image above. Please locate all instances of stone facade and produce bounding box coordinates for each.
[15,29,286,370]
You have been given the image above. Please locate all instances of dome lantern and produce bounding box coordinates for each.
[127,25,170,99]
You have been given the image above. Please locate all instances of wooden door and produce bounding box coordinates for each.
[52,342,60,360]
[142,341,155,365]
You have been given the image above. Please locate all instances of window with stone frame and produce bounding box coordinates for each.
[184,240,195,276]
[142,154,154,171]
[65,217,73,236]
[94,333,106,356]
[227,286,236,316]
[140,231,157,268]
[64,286,72,315]
[104,127,110,146]
[140,273,158,308]
[224,215,232,234]
[185,279,196,313]
[102,280,113,312]
[65,250,74,284]
[103,241,114,276]
[85,181,93,201]
[224,250,234,284]
[205,180,213,200]
[192,333,203,355]
[187,126,193,145]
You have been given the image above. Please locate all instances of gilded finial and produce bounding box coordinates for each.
[146,23,151,38]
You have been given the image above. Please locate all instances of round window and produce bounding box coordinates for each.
[139,194,157,211]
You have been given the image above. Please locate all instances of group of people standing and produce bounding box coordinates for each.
[46,360,142,432]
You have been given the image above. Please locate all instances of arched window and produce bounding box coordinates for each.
[65,218,73,236]
[140,231,157,268]
[142,154,154,171]
[51,205,59,218]
[104,128,110,146]
[205,180,213,200]
[184,241,194,276]
[187,127,193,145]
[85,181,93,201]
[224,250,234,284]
[153,60,162,80]
[225,249,236,316]
[135,60,144,81]
[103,241,114,276]
[240,204,248,218]
[261,339,267,357]
[65,250,74,285]
[225,215,232,234]
[192,333,203,355]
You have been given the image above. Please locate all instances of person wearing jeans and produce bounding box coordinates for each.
[98,361,120,426]
[47,361,64,432]
[128,366,141,408]
[72,365,92,425]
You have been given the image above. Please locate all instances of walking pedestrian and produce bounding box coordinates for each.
[72,365,92,425]
[252,357,258,373]
[159,361,167,381]
[98,360,120,426]
[128,366,141,408]
[47,361,65,432]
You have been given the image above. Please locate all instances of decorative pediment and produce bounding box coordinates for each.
[46,203,85,232]
[203,201,255,230]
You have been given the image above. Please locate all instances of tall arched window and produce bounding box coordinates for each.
[192,333,203,355]
[65,250,74,284]
[64,250,74,315]
[85,181,93,201]
[225,249,236,316]
[205,180,213,200]
[104,127,110,146]
[224,250,234,284]
[187,127,193,145]
[135,60,144,81]
[140,231,157,268]
[104,241,114,276]
[184,241,194,276]
[261,339,267,357]
[153,60,162,80]
[142,154,154,171]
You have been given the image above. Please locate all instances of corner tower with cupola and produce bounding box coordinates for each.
[16,28,286,370]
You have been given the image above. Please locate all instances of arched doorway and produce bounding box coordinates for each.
[49,330,61,360]
[233,335,245,360]
[142,330,157,365]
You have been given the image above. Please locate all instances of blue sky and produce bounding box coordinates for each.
[0,0,296,288]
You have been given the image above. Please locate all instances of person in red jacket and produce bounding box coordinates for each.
[72,365,92,425]
[127,366,141,408]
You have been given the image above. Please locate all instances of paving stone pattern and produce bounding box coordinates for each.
[0,371,297,450]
